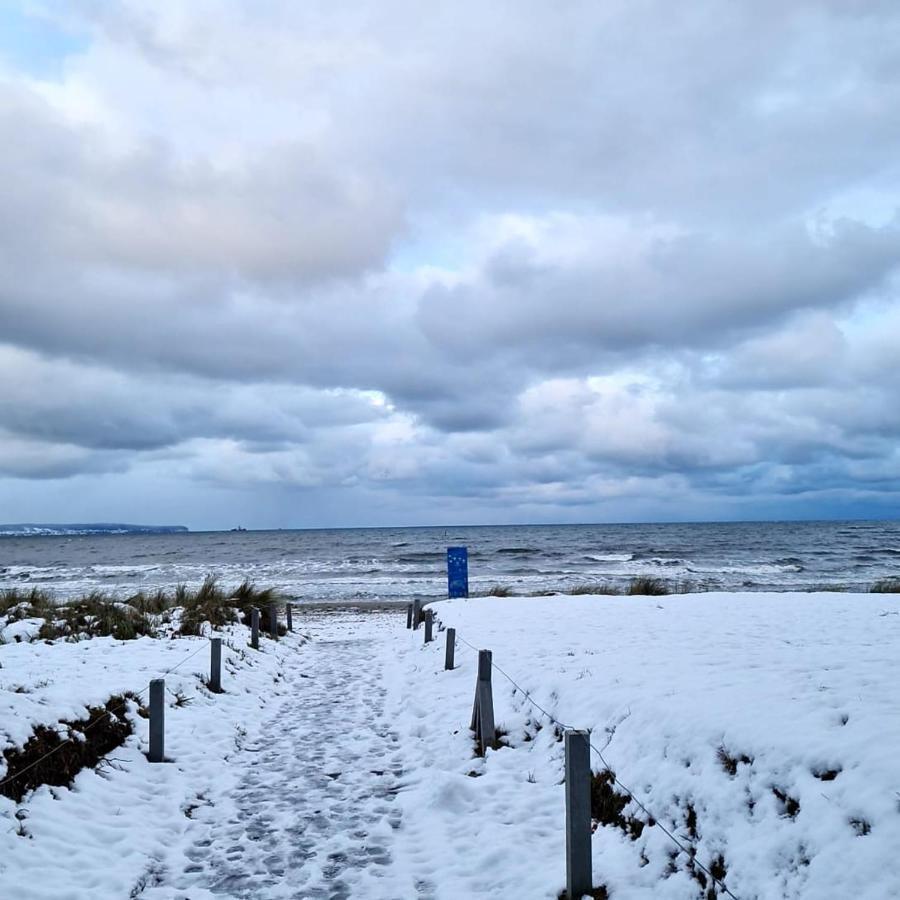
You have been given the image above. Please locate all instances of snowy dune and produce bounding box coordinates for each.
[423,592,900,898]
[1,623,306,898]
[2,592,899,898]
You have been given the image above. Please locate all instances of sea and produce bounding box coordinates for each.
[2,521,900,603]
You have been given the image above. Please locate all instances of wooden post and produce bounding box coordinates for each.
[286,603,293,632]
[471,649,496,753]
[444,627,456,670]
[149,678,165,763]
[413,598,422,630]
[251,607,260,650]
[268,604,278,640]
[209,637,222,693]
[565,730,592,899]
[406,603,413,629]
[424,609,434,643]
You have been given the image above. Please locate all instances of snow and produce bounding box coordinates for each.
[1,620,307,899]
[3,592,900,898]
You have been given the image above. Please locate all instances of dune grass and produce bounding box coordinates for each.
[39,593,156,641]
[0,587,53,617]
[178,576,279,635]
[870,577,900,593]
[1,578,283,642]
[479,576,685,597]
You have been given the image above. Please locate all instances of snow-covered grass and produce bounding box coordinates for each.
[0,578,282,644]
[1,617,304,898]
[404,591,900,898]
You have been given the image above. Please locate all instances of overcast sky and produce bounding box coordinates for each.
[2,1,900,529]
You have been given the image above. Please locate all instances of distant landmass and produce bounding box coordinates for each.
[0,523,189,537]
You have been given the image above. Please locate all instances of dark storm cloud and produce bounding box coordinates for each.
[416,217,900,364]
[2,0,900,523]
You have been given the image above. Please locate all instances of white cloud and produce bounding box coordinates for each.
[2,0,900,524]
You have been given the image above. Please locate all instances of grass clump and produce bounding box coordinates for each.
[0,693,138,802]
[870,577,900,593]
[1,587,53,618]
[230,579,277,620]
[2,579,283,640]
[626,576,669,596]
[590,769,647,840]
[567,583,622,596]
[39,593,155,641]
[178,576,233,636]
[178,577,280,635]
[717,746,753,777]
[560,576,674,596]
[125,589,172,616]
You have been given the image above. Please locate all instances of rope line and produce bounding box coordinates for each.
[450,625,739,899]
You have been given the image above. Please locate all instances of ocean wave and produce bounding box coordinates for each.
[632,549,689,560]
[394,552,443,564]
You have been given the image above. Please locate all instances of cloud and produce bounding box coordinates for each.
[2,0,900,525]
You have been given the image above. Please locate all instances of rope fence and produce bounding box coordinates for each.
[0,602,295,796]
[414,546,740,900]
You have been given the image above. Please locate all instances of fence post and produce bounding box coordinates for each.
[286,603,293,632]
[565,730,592,899]
[444,627,456,670]
[209,637,222,693]
[424,609,434,643]
[251,607,260,650]
[406,603,413,629]
[149,678,165,763]
[268,604,278,640]
[413,598,422,630]
[471,649,495,753]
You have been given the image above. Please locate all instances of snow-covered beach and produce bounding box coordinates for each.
[3,591,900,898]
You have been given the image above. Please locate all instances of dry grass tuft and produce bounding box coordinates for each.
[626,576,670,596]
[0,587,53,618]
[178,577,281,635]
[870,577,900,593]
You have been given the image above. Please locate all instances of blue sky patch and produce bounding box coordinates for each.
[0,4,88,77]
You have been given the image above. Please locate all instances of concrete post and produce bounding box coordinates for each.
[268,604,278,640]
[286,603,293,632]
[251,607,260,650]
[565,730,592,899]
[471,649,492,729]
[471,649,495,753]
[406,603,413,629]
[149,678,165,763]
[210,637,222,693]
[445,627,456,670]
[424,609,434,643]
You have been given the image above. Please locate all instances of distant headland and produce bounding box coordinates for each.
[0,523,189,537]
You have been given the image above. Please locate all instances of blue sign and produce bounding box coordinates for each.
[447,546,469,598]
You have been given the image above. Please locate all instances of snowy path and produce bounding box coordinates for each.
[160,612,419,900]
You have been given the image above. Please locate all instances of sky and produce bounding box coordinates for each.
[2,1,900,530]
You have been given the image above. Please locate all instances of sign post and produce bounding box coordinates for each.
[447,546,469,599]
